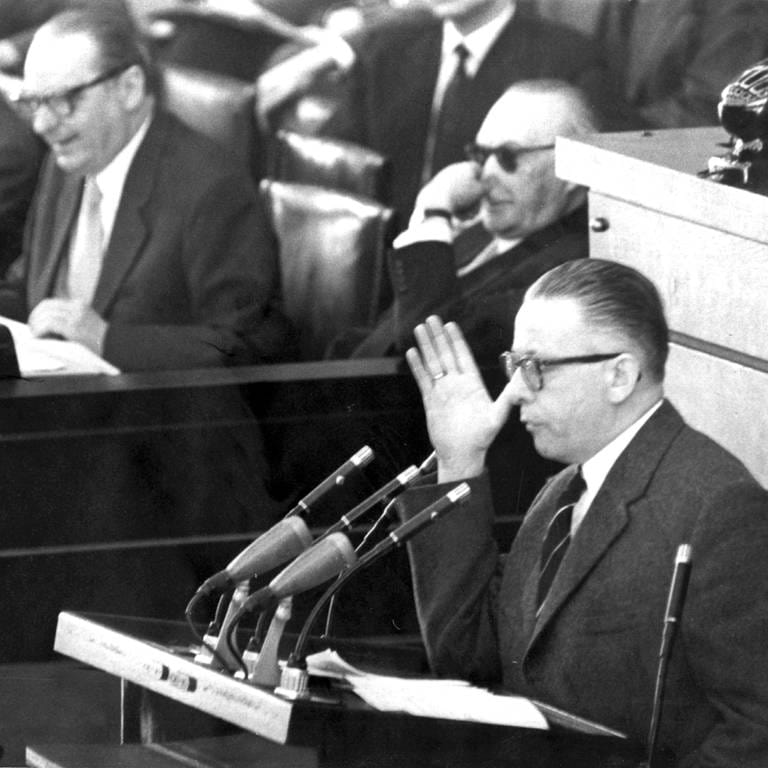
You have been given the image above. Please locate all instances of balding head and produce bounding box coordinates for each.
[469,79,598,239]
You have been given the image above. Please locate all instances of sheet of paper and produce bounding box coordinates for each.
[305,648,548,730]
[0,316,120,376]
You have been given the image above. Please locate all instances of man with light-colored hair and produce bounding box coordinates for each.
[347,79,597,363]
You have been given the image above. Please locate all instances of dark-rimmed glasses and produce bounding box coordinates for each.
[499,350,622,391]
[464,142,555,173]
[11,63,132,121]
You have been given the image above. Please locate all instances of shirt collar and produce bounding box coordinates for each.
[442,2,515,77]
[93,110,152,202]
[581,398,664,503]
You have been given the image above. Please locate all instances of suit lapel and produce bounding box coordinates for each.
[525,400,686,652]
[456,206,587,300]
[90,113,168,316]
[30,171,82,308]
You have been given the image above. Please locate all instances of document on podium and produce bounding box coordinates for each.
[306,648,549,730]
[0,316,120,376]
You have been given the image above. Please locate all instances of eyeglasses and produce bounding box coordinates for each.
[464,142,555,173]
[12,63,132,121]
[499,350,622,391]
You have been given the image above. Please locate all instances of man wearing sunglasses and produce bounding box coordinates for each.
[347,79,595,363]
[0,5,289,371]
[397,258,768,766]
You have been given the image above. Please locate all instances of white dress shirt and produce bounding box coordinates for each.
[572,398,664,534]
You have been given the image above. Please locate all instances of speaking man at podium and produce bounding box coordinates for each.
[398,259,768,766]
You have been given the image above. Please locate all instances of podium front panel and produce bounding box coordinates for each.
[557,128,768,488]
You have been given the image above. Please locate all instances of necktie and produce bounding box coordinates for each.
[66,176,104,305]
[429,42,471,177]
[537,468,586,610]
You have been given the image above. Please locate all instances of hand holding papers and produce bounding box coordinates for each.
[0,316,119,376]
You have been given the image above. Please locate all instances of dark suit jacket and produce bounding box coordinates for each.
[531,0,768,127]
[334,6,609,220]
[350,208,588,363]
[0,109,291,371]
[0,96,44,275]
[397,400,768,766]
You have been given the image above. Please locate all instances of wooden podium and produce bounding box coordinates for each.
[557,127,768,488]
[28,611,644,768]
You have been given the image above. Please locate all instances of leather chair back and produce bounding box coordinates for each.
[161,64,265,180]
[260,179,395,360]
[270,130,392,204]
[148,6,288,80]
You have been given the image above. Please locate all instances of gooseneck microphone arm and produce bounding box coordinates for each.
[288,482,471,667]
[318,465,420,540]
[284,445,374,519]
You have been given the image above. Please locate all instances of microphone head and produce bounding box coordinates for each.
[269,532,357,598]
[226,516,314,582]
[196,517,313,597]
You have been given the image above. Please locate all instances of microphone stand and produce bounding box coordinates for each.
[277,482,470,699]
[642,544,692,768]
[321,451,436,638]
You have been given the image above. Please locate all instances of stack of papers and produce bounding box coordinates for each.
[305,648,549,730]
[0,316,119,376]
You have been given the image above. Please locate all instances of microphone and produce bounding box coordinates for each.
[192,516,314,599]
[222,532,357,663]
[282,482,472,693]
[645,544,693,768]
[319,464,421,539]
[284,445,374,519]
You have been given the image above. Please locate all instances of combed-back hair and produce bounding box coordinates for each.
[43,3,161,96]
[526,258,669,382]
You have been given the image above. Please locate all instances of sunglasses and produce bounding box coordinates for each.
[464,142,555,173]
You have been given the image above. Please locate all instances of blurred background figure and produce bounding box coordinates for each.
[0,94,44,275]
[529,0,768,127]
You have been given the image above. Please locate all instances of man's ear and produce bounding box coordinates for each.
[118,64,147,110]
[605,352,641,404]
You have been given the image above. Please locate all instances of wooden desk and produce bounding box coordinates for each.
[557,127,768,486]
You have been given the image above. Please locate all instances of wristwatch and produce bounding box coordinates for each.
[422,208,453,222]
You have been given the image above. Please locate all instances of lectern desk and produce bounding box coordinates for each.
[37,611,644,768]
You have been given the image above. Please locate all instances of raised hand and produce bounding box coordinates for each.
[412,161,484,221]
[406,316,514,482]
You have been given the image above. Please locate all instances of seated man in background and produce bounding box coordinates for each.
[345,79,596,364]
[529,0,768,127]
[258,0,609,221]
[1,4,290,371]
[399,260,768,766]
